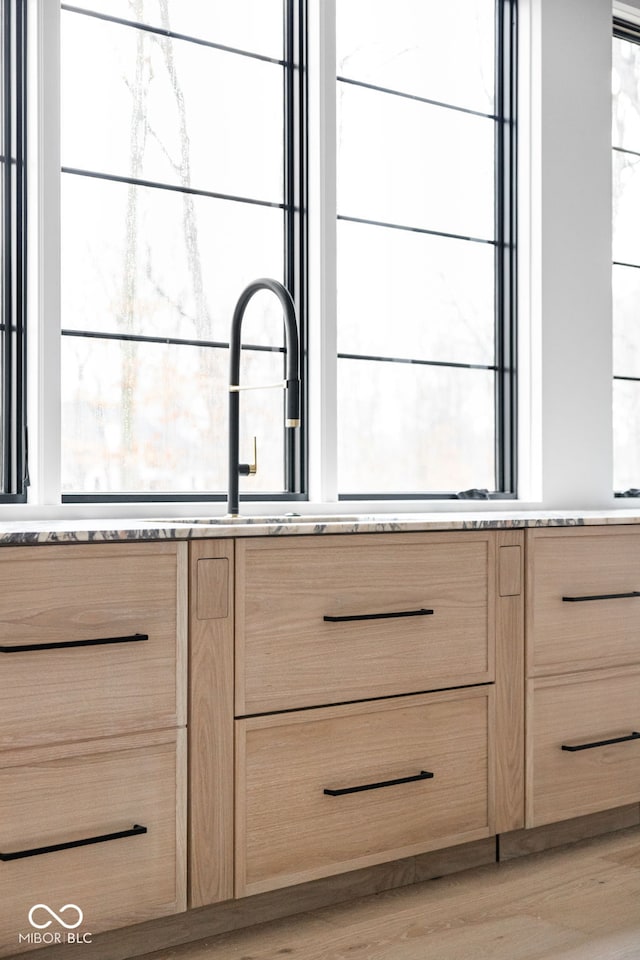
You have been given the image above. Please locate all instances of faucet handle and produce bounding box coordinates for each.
[239,436,258,477]
[249,436,257,475]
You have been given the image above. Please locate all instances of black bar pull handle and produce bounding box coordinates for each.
[0,824,147,861]
[323,608,434,623]
[561,731,640,752]
[562,591,640,603]
[324,770,434,797]
[0,633,149,653]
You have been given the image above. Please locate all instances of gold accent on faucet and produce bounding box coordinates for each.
[248,436,257,476]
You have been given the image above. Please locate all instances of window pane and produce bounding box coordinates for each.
[337,81,494,240]
[337,220,494,366]
[613,150,640,265]
[337,0,495,114]
[61,1,292,499]
[61,10,284,202]
[338,359,494,493]
[61,339,285,493]
[614,379,640,491]
[336,0,503,497]
[613,36,640,152]
[613,264,640,378]
[61,175,284,347]
[72,1,284,60]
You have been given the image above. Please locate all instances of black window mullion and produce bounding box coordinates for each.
[61,327,286,355]
[2,0,14,494]
[61,165,286,211]
[61,4,285,67]
[14,0,26,495]
[337,351,498,373]
[283,0,306,499]
[613,144,640,158]
[336,74,498,121]
[614,17,640,43]
[494,0,517,496]
[614,259,640,270]
[0,0,26,501]
[337,212,494,247]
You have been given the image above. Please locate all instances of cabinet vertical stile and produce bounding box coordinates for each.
[188,538,235,908]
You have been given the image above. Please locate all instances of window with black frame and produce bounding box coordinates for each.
[0,0,27,502]
[60,1,304,500]
[335,0,516,498]
[59,0,514,504]
[613,19,640,495]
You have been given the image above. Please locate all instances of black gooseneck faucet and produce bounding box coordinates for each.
[228,278,301,517]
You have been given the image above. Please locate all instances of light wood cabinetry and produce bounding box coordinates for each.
[0,527,526,954]
[9,521,640,957]
[188,539,235,909]
[0,731,186,951]
[0,543,185,749]
[0,542,187,957]
[220,530,524,901]
[527,667,640,826]
[236,687,493,897]
[526,526,640,828]
[235,533,494,715]
[526,525,640,676]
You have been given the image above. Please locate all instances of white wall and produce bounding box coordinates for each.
[616,0,640,15]
[525,0,614,508]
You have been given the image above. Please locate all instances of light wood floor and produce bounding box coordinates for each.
[139,826,640,960]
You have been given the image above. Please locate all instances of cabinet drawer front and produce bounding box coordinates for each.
[0,734,185,954]
[528,670,640,827]
[236,533,494,713]
[236,688,493,896]
[0,544,184,747]
[527,529,640,674]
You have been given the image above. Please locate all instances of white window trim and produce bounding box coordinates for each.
[30,0,62,508]
[614,1,640,26]
[307,0,338,504]
[517,0,614,511]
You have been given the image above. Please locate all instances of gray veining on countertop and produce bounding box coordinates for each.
[2,509,640,544]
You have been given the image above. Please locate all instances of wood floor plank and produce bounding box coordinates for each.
[499,804,640,861]
[538,931,640,960]
[494,863,640,938]
[601,844,640,871]
[19,826,640,960]
[133,826,640,960]
[311,833,639,929]
[138,914,585,960]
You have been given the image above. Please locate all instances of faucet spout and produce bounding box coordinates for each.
[228,278,301,516]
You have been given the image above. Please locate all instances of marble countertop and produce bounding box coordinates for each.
[2,509,640,544]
